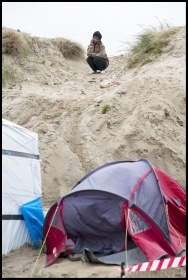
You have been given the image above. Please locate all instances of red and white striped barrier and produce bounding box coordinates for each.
[124,256,186,272]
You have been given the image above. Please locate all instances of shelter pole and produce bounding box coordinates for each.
[124,207,130,269]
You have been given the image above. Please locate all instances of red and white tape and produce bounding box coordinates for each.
[124,256,186,272]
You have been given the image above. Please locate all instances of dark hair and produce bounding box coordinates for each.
[93,31,102,40]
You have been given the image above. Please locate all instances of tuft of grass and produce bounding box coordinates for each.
[36,60,45,64]
[2,29,32,58]
[2,65,17,87]
[164,108,170,117]
[54,38,85,60]
[123,19,179,68]
[101,104,110,114]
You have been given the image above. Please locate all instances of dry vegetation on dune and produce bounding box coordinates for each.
[2,21,180,85]
[124,21,180,68]
[2,27,86,87]
[2,22,186,278]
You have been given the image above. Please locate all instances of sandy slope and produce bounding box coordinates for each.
[2,26,186,278]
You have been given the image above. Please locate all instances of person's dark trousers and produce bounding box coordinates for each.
[86,56,109,71]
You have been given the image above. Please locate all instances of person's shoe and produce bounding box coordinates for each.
[100,70,105,74]
[89,70,96,74]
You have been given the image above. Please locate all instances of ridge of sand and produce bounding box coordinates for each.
[2,26,186,278]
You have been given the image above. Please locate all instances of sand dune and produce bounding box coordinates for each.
[2,26,186,278]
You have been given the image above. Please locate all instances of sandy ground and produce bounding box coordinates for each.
[2,26,186,278]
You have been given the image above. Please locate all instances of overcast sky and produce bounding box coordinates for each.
[2,2,186,57]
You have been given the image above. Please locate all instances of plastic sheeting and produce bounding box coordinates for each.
[2,119,42,254]
[2,220,33,254]
[2,118,39,154]
[20,198,45,248]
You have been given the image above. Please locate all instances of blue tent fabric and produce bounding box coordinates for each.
[20,197,44,248]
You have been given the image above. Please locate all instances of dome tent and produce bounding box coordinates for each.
[43,158,186,267]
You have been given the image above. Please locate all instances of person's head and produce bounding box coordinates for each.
[93,31,102,44]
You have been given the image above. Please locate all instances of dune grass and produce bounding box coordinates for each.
[2,63,16,87]
[124,20,179,68]
[2,28,86,86]
[101,104,110,114]
[2,29,32,58]
[54,38,85,60]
